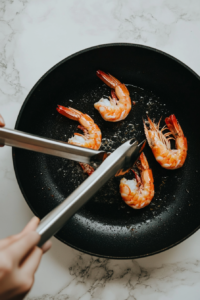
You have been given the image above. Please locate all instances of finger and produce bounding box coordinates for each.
[0,114,5,146]
[0,217,40,250]
[20,246,43,276]
[20,216,40,235]
[8,231,41,263]
[0,232,24,250]
[0,114,5,127]
[41,240,52,253]
[0,235,19,250]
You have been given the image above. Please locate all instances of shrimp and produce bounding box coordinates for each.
[57,106,102,149]
[56,105,102,176]
[94,70,132,122]
[120,152,154,209]
[144,114,187,170]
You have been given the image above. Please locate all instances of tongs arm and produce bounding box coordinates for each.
[0,127,145,246]
[0,127,106,163]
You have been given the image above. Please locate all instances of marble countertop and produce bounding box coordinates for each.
[1,0,200,299]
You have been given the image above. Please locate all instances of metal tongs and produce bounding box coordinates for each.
[0,127,145,246]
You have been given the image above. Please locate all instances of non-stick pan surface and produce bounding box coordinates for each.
[13,44,200,259]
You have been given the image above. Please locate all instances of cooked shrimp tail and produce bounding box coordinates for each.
[56,105,81,121]
[96,70,121,88]
[139,151,149,169]
[94,70,131,122]
[144,114,187,169]
[120,152,154,209]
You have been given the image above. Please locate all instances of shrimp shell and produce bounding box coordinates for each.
[56,106,102,150]
[120,153,154,209]
[57,106,101,176]
[94,70,132,122]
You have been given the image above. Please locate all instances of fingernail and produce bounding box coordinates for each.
[0,114,5,127]
[31,216,40,225]
[33,216,40,221]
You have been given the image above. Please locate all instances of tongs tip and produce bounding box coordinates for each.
[138,139,146,153]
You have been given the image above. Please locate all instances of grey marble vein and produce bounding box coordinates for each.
[27,254,200,299]
[0,0,28,105]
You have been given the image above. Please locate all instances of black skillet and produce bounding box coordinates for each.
[13,43,200,259]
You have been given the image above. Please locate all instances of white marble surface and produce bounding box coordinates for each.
[1,0,200,299]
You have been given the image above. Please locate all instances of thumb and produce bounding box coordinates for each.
[0,114,5,127]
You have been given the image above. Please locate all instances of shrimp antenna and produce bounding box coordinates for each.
[157,116,162,129]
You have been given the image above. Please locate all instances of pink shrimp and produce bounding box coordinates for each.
[94,70,132,122]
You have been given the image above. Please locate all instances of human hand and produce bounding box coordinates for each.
[0,114,5,147]
[0,114,5,127]
[0,216,52,300]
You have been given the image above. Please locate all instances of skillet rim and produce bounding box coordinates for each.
[12,43,200,259]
